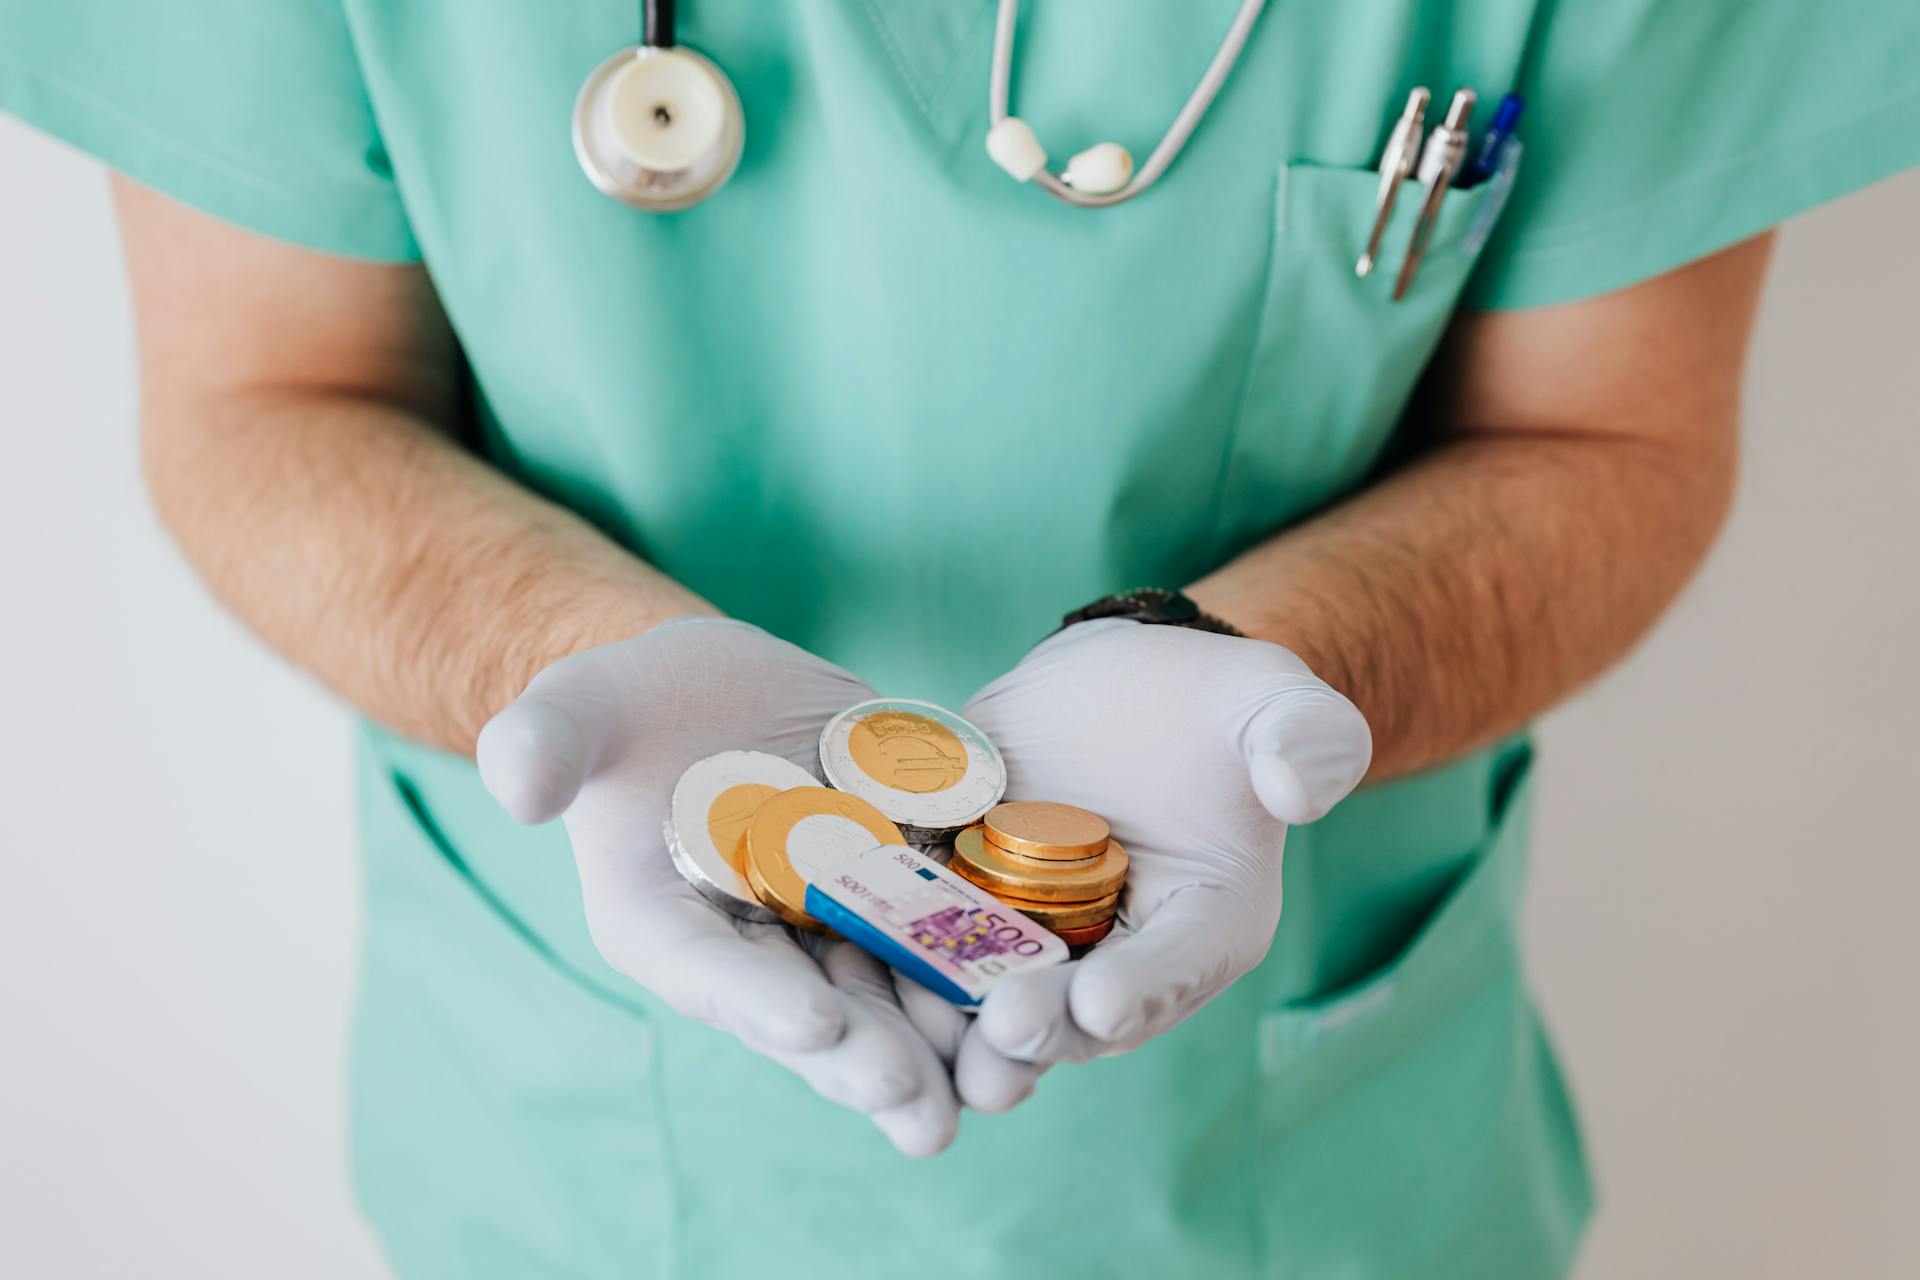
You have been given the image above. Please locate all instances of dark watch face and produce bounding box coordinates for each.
[1134,590,1199,625]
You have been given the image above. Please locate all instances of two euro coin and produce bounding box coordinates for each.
[818,699,1006,843]
[666,751,821,924]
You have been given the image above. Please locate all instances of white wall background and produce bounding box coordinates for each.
[1,113,1915,1277]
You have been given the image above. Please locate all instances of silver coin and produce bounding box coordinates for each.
[818,699,1007,839]
[664,818,758,922]
[667,751,819,923]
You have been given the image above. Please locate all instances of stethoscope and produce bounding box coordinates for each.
[575,0,1270,212]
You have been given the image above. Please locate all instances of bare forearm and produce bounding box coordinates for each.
[1191,236,1771,780]
[144,391,715,753]
[1188,428,1732,779]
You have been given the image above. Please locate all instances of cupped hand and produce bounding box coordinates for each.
[953,619,1372,1075]
[476,618,959,1156]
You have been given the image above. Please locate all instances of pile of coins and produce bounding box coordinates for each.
[667,697,1128,983]
[949,802,1127,946]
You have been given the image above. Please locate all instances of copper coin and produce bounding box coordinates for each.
[1052,918,1116,947]
[993,889,1119,931]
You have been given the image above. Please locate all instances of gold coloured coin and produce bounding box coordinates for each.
[745,857,821,933]
[950,826,1128,902]
[991,888,1120,931]
[982,801,1111,861]
[1053,918,1117,947]
[847,709,968,794]
[747,787,905,931]
[708,782,782,876]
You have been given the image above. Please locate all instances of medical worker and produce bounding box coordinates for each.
[4,1,1914,1276]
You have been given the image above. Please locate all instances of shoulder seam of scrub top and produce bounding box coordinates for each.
[1467,81,1920,311]
[0,47,421,263]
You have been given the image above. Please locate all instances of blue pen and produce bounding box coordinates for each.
[1461,137,1523,256]
[1463,93,1525,187]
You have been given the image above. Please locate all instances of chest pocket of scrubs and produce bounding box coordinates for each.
[1250,759,1587,1277]
[1214,163,1501,557]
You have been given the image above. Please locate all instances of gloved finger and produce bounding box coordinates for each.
[974,963,1108,1065]
[1242,683,1372,825]
[475,689,601,824]
[770,944,959,1155]
[898,970,1050,1114]
[979,887,1254,1061]
[954,1020,1048,1114]
[756,989,928,1117]
[580,867,849,1054]
[870,1085,962,1158]
[826,947,960,1156]
[668,929,856,1053]
[820,937,900,1000]
[853,999,962,1154]
[894,972,970,1066]
[1066,888,1248,1049]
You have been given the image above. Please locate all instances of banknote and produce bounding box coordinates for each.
[784,814,1067,1005]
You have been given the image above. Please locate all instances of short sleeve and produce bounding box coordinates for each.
[1466,0,1920,309]
[0,0,417,261]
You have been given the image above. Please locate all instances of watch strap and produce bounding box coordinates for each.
[1060,587,1245,637]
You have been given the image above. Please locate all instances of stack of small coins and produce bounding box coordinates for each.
[948,801,1128,946]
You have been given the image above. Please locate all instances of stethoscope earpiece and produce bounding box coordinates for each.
[987,120,1135,197]
[1062,142,1135,195]
[573,43,744,212]
[986,0,1268,208]
[985,117,1049,182]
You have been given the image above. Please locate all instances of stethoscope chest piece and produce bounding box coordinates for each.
[574,44,744,211]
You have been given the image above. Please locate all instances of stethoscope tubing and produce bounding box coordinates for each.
[988,0,1269,208]
[644,0,676,48]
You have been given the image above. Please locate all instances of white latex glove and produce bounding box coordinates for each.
[954,619,1372,1072]
[894,973,1051,1115]
[476,618,959,1156]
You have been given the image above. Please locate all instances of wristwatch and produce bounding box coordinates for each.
[1059,587,1245,637]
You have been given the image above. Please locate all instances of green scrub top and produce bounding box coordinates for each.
[7,3,1915,1275]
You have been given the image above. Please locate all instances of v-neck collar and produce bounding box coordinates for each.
[846,0,997,149]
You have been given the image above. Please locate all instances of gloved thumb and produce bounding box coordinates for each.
[1242,683,1372,825]
[477,693,596,824]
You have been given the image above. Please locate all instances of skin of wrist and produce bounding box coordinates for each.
[1182,581,1350,695]
[470,590,724,751]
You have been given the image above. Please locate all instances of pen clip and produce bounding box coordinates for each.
[1356,88,1430,278]
[1392,87,1475,301]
